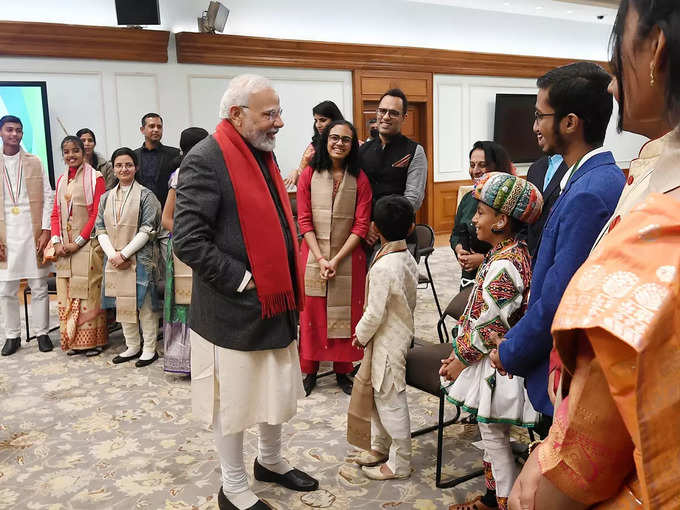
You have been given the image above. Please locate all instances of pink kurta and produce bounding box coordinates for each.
[297,166,372,363]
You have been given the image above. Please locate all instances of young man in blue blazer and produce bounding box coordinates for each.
[489,62,625,434]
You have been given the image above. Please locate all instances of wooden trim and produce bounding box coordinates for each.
[0,21,170,63]
[175,32,600,78]
[433,179,473,234]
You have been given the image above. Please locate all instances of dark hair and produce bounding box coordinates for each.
[76,128,99,167]
[610,0,680,130]
[0,115,22,129]
[60,135,85,154]
[311,120,361,177]
[170,127,210,170]
[379,88,408,115]
[537,62,613,146]
[311,101,344,142]
[373,195,414,241]
[179,127,209,155]
[469,141,514,174]
[111,147,138,167]
[141,113,163,127]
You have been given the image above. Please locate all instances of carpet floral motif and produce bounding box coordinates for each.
[0,248,529,509]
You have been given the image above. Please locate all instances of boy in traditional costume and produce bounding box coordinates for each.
[440,173,543,510]
[350,195,418,481]
[0,115,54,356]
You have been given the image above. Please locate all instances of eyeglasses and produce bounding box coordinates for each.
[328,134,353,145]
[534,111,556,121]
[239,105,283,121]
[377,108,402,119]
[114,162,135,170]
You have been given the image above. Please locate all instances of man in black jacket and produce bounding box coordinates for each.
[133,113,180,208]
[525,153,569,258]
[173,74,317,510]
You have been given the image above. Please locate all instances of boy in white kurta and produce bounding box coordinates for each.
[352,195,418,480]
[0,115,54,356]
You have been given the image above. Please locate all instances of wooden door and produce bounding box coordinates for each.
[353,70,434,226]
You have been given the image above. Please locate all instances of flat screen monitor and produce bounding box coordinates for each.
[0,81,55,188]
[493,93,543,164]
[115,0,161,26]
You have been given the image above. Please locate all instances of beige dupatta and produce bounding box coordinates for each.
[55,164,99,299]
[103,182,141,323]
[0,150,47,269]
[304,169,356,338]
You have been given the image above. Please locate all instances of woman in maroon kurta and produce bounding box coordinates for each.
[297,120,372,396]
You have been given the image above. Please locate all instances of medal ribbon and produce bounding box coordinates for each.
[3,155,22,209]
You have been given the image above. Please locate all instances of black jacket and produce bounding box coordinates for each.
[526,155,570,258]
[172,136,297,351]
[133,143,180,208]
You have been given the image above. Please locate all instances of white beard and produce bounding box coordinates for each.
[245,126,277,152]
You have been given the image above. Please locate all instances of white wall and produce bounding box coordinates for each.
[434,74,649,181]
[0,55,353,181]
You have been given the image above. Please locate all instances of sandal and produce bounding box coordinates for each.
[449,496,496,510]
[66,349,83,356]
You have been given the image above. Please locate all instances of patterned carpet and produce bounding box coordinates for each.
[0,247,528,509]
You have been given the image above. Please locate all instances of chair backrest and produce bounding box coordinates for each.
[414,223,434,253]
[457,185,474,208]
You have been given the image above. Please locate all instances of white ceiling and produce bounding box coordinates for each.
[408,0,618,24]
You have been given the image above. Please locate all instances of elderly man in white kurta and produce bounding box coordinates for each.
[173,76,318,510]
[0,115,54,356]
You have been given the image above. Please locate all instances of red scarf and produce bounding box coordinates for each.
[213,119,303,318]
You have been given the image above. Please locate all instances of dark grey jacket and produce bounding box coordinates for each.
[172,135,297,351]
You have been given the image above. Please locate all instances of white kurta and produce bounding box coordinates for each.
[0,152,54,281]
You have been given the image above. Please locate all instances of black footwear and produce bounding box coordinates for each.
[85,348,102,357]
[218,487,271,510]
[303,373,317,396]
[67,349,83,356]
[37,335,53,352]
[135,352,158,368]
[336,373,353,395]
[1,337,20,356]
[112,350,141,364]
[253,458,319,492]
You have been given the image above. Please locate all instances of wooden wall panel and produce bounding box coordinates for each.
[433,179,473,234]
[175,32,594,78]
[0,22,170,63]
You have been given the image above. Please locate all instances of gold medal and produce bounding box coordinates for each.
[10,206,20,215]
[66,224,72,232]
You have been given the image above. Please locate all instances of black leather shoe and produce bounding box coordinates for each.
[303,373,317,396]
[253,458,319,492]
[1,337,20,356]
[112,350,141,364]
[218,487,271,510]
[336,373,353,395]
[135,352,158,368]
[37,334,53,352]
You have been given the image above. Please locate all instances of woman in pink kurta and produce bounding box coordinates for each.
[297,120,372,396]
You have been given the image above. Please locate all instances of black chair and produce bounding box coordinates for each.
[414,224,443,318]
[23,276,59,342]
[406,340,476,488]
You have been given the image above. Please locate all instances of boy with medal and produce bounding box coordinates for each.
[0,115,55,356]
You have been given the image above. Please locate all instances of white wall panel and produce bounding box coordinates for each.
[114,73,160,151]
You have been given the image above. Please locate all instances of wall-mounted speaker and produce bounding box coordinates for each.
[115,0,161,26]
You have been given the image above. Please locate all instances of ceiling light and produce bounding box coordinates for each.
[198,1,229,34]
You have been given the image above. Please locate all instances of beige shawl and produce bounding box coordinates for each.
[103,182,141,323]
[304,169,356,338]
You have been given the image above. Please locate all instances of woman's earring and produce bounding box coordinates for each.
[650,62,656,88]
